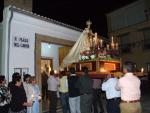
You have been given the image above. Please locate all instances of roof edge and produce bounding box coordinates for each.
[8,6,82,32]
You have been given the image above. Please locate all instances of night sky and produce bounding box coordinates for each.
[33,0,137,37]
[0,0,3,22]
[0,0,137,37]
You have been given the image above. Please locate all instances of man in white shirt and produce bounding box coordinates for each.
[102,74,121,113]
[47,70,60,113]
[116,65,141,113]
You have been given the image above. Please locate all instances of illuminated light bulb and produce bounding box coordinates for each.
[115,43,118,50]
[54,70,57,74]
[31,94,35,102]
[48,44,51,48]
[100,39,103,47]
[141,68,144,73]
[100,67,107,72]
[38,96,42,100]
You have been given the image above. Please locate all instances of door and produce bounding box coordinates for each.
[59,46,71,65]
[41,58,53,112]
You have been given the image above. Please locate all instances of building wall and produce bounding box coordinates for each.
[119,28,148,70]
[0,23,2,72]
[144,0,150,9]
[106,0,150,74]
[107,0,146,32]
[4,0,32,11]
[2,7,81,81]
[109,19,150,73]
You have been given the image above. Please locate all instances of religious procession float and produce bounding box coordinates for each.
[60,20,122,78]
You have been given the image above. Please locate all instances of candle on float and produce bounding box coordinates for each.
[94,33,97,46]
[141,68,144,73]
[38,96,42,100]
[90,38,93,47]
[106,44,110,50]
[111,36,115,50]
[54,70,57,74]
[111,42,115,50]
[100,39,103,47]
[94,32,97,39]
[115,43,118,50]
[31,94,35,102]
[93,37,96,46]
[111,36,114,43]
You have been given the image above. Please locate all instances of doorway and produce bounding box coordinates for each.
[41,58,53,112]
[35,33,75,113]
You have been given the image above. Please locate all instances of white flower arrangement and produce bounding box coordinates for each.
[90,54,96,59]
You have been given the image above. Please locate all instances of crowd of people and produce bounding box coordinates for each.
[0,63,142,113]
[101,64,141,113]
[0,73,41,113]
[46,64,142,113]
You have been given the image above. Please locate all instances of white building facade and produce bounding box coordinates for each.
[0,6,81,81]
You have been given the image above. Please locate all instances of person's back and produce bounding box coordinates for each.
[68,76,80,97]
[77,67,93,113]
[116,64,141,113]
[47,70,59,113]
[79,75,93,95]
[92,78,104,113]
[42,71,48,85]
[68,67,80,113]
[59,75,68,93]
[47,71,59,92]
[118,74,140,101]
[41,71,48,99]
[102,74,121,113]
[102,77,121,99]
[59,71,70,113]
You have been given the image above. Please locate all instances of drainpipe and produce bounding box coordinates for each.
[7,7,13,82]
[2,6,13,81]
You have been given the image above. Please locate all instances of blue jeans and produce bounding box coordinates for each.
[59,92,70,113]
[69,96,81,113]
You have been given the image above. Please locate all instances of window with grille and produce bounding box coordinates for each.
[120,34,131,53]
[143,28,150,49]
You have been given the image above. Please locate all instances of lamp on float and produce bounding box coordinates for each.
[115,43,118,50]
[111,36,115,50]
[54,70,57,74]
[100,39,103,47]
[100,67,107,72]
[48,43,51,48]
[141,67,144,73]
[106,44,110,50]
